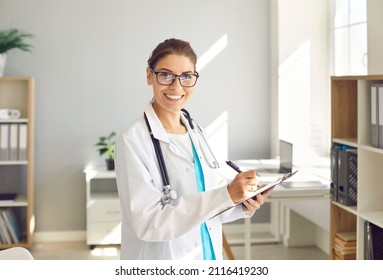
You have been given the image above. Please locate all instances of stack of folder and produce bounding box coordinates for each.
[0,122,28,161]
[333,231,356,260]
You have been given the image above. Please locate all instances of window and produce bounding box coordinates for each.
[333,0,367,75]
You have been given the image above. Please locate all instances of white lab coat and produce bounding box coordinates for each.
[115,103,251,260]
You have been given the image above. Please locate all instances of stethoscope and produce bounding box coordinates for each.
[144,108,220,206]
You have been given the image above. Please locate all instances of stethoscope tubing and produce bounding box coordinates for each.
[144,108,219,205]
[144,113,170,187]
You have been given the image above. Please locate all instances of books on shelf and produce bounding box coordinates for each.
[335,231,356,247]
[0,208,22,244]
[334,251,356,260]
[0,122,28,161]
[0,214,12,244]
[333,231,356,260]
[0,193,17,204]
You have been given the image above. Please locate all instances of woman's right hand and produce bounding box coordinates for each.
[226,170,258,204]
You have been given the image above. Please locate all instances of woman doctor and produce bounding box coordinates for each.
[115,38,272,260]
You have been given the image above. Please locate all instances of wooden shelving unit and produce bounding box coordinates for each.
[0,77,34,249]
[330,75,383,259]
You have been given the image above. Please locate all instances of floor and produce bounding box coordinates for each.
[30,241,329,260]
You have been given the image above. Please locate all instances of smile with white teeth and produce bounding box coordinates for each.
[165,94,183,100]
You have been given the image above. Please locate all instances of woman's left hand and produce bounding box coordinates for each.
[242,184,274,213]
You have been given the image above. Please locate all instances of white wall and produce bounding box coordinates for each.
[0,0,271,233]
[278,0,330,164]
[277,0,331,251]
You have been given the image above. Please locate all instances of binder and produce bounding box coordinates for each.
[18,123,28,160]
[371,84,379,147]
[0,123,9,160]
[379,86,383,148]
[365,221,383,260]
[338,148,358,206]
[364,221,373,260]
[330,145,340,202]
[9,123,19,161]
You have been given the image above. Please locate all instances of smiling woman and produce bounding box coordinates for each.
[114,38,272,260]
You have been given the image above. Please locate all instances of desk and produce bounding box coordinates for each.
[219,159,331,259]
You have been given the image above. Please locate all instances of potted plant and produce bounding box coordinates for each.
[95,131,117,170]
[0,28,34,76]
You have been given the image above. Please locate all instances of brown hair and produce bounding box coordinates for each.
[147,38,197,70]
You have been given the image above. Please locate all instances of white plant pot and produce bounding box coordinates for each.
[0,53,6,76]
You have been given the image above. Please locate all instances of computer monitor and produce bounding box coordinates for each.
[256,139,293,175]
[279,140,293,173]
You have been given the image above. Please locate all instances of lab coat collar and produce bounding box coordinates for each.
[144,102,196,143]
[144,102,169,143]
[144,102,202,157]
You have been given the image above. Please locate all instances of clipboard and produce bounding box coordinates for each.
[212,170,298,218]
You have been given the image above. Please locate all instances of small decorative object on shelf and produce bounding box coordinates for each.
[0,109,21,119]
[0,28,34,76]
[95,131,116,170]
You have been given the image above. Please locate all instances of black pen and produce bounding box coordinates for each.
[226,160,242,173]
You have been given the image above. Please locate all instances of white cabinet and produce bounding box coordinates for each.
[84,166,121,249]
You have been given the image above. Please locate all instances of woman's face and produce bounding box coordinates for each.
[147,54,196,115]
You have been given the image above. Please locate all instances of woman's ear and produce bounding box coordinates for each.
[146,67,153,86]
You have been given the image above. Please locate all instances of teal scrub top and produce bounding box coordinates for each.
[192,143,216,260]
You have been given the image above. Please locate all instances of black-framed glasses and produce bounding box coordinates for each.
[150,68,199,87]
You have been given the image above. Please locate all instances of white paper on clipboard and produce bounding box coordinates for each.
[211,170,298,218]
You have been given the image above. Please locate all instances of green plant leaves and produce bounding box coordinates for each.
[95,131,116,160]
[0,28,34,54]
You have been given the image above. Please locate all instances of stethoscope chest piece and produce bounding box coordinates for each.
[161,184,178,205]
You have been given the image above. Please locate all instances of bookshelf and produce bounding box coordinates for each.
[330,75,383,260]
[0,77,34,248]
